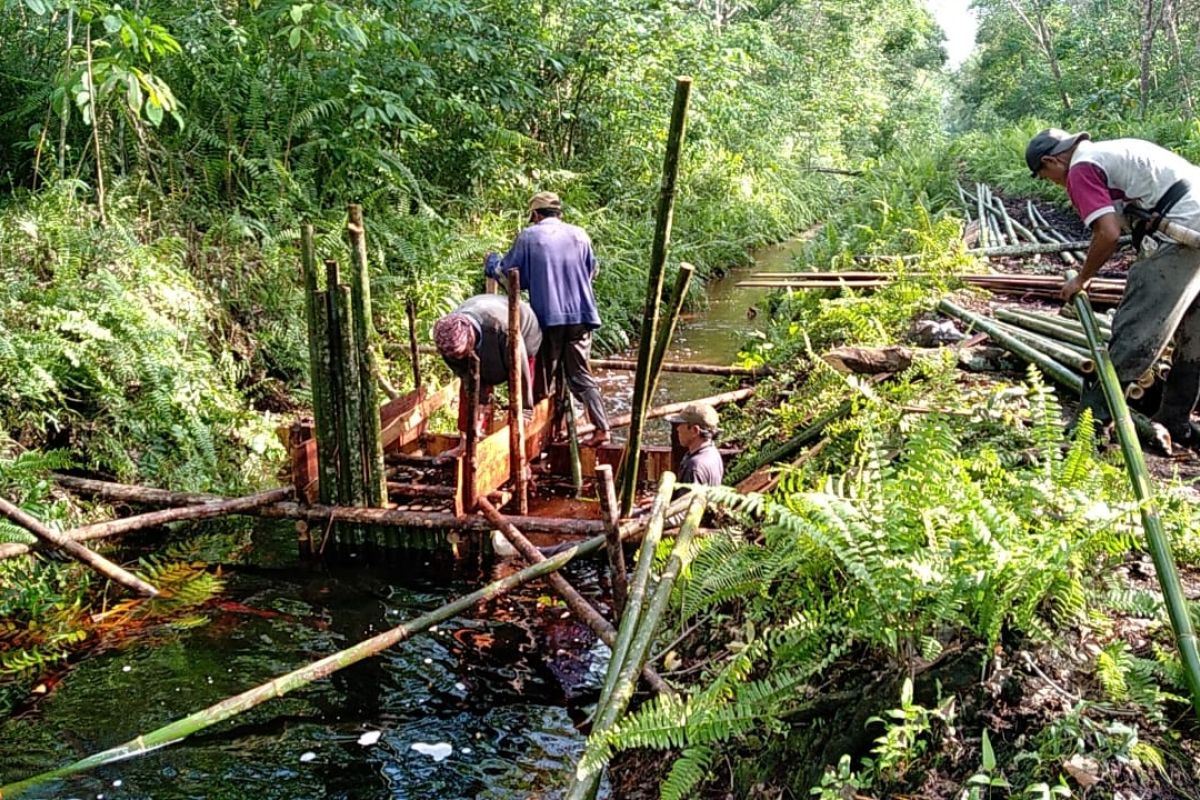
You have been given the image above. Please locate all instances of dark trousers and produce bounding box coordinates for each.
[534,324,610,432]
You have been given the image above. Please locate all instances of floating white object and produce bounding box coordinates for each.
[411,742,453,762]
[454,682,466,692]
[357,730,383,746]
[122,665,132,673]
[299,752,317,763]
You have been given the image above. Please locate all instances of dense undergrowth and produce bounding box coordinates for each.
[615,139,1200,798]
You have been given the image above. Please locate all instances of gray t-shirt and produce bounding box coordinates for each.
[678,440,724,486]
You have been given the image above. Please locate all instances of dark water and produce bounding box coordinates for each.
[0,240,803,800]
[0,520,612,799]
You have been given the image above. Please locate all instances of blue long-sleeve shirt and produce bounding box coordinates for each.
[490,218,601,329]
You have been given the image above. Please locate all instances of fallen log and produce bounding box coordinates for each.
[0,539,597,799]
[52,475,224,506]
[65,488,294,543]
[578,386,755,438]
[592,358,769,377]
[0,497,158,596]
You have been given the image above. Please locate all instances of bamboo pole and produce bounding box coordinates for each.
[596,464,627,620]
[65,489,294,543]
[618,77,692,517]
[938,300,1084,393]
[564,381,583,497]
[1070,282,1200,718]
[724,403,849,486]
[976,183,989,247]
[0,497,158,597]
[302,228,338,505]
[335,285,367,510]
[346,204,387,506]
[0,540,598,800]
[406,297,423,392]
[476,497,673,696]
[578,387,755,438]
[991,320,1096,373]
[52,475,223,506]
[508,270,528,513]
[463,352,480,511]
[596,474,675,717]
[995,308,1092,349]
[568,494,705,800]
[325,260,352,507]
[647,263,696,404]
[592,359,769,376]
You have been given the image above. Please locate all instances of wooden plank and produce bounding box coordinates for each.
[463,397,554,509]
[379,380,459,451]
[289,421,319,504]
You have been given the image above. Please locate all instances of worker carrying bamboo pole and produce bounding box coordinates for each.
[1027,128,1200,451]
[431,295,541,465]
[485,191,612,446]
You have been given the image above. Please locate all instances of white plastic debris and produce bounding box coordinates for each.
[112,781,122,788]
[454,682,466,692]
[121,665,132,673]
[411,742,453,762]
[357,730,383,746]
[299,752,317,763]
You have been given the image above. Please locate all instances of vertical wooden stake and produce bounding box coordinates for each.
[406,296,423,392]
[463,352,481,511]
[346,204,386,507]
[618,76,692,516]
[324,260,352,508]
[508,270,528,513]
[596,464,626,620]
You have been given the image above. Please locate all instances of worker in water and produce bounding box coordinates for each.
[431,294,541,465]
[484,191,611,447]
[1027,128,1200,451]
[669,402,725,486]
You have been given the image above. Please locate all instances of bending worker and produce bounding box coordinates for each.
[431,294,541,464]
[1027,128,1200,451]
[485,191,611,446]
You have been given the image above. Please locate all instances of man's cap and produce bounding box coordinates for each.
[1025,128,1089,176]
[433,313,475,359]
[667,402,720,432]
[528,191,562,212]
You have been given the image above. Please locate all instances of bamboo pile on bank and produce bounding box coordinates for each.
[738,271,1125,304]
[300,209,387,527]
[957,181,1086,262]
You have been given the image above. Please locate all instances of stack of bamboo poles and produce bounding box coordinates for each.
[938,301,1168,400]
[738,271,1126,305]
[300,209,387,532]
[956,182,1085,262]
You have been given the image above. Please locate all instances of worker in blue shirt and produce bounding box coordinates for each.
[486,191,611,446]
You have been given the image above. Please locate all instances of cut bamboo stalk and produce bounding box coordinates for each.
[335,285,367,509]
[0,540,599,799]
[406,297,422,392]
[578,387,754,438]
[596,474,675,717]
[596,464,627,620]
[991,320,1095,373]
[955,181,972,221]
[301,226,338,505]
[976,182,989,248]
[325,260,352,507]
[346,204,387,506]
[569,494,706,800]
[987,188,1019,244]
[1070,282,1200,718]
[477,497,673,696]
[619,76,692,517]
[52,475,222,506]
[0,497,158,596]
[939,300,1084,393]
[507,270,529,513]
[647,263,696,404]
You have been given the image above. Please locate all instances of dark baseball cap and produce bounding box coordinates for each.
[1025,128,1089,176]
